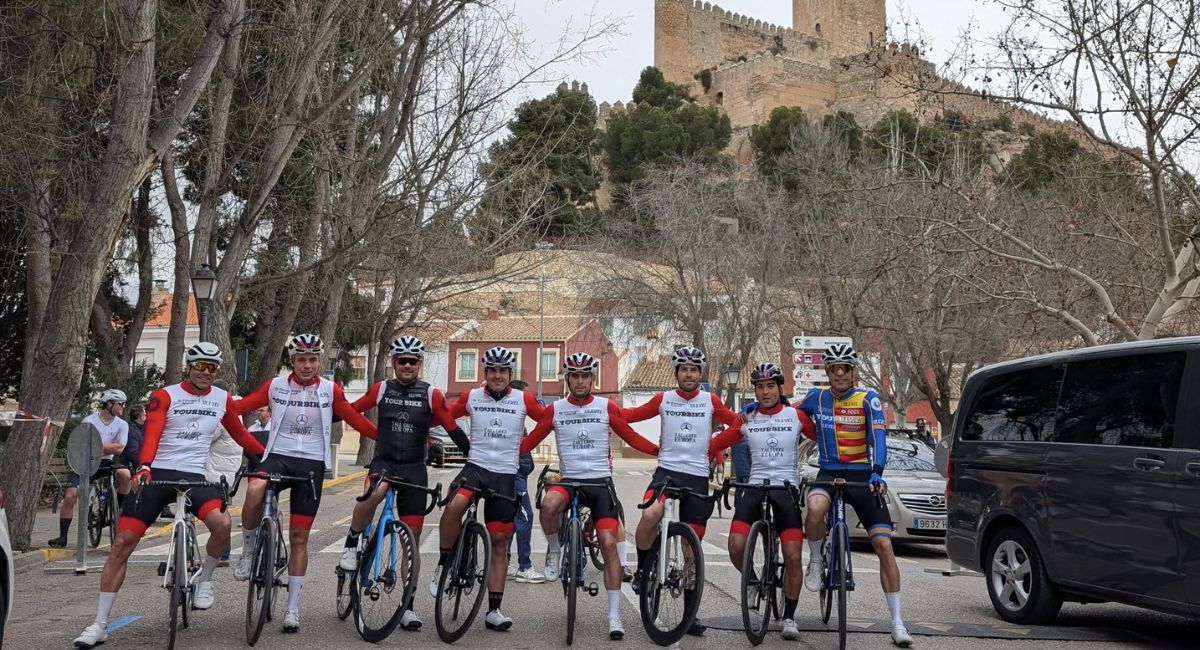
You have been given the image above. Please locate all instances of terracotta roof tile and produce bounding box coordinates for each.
[144,291,198,327]
[623,356,767,392]
[452,315,589,342]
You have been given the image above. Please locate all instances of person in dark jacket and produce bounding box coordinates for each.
[507,380,544,583]
[121,405,146,469]
[731,438,752,506]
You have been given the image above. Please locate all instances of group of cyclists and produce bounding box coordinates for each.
[71,331,914,648]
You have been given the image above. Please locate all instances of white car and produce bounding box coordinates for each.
[800,437,947,541]
[0,487,13,645]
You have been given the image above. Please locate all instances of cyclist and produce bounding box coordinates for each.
[231,333,378,633]
[337,335,471,631]
[799,343,912,647]
[72,343,265,649]
[51,388,131,548]
[618,346,738,637]
[428,346,545,632]
[709,362,815,641]
[517,352,659,640]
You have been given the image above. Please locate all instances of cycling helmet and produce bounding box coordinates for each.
[184,342,223,365]
[287,333,324,358]
[98,388,127,405]
[671,346,707,370]
[822,342,859,367]
[389,335,425,359]
[750,362,784,385]
[562,352,598,374]
[482,346,517,369]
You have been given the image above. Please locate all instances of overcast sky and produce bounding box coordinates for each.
[508,0,1009,103]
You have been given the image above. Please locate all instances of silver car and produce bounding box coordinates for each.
[800,437,947,541]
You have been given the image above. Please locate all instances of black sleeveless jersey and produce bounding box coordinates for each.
[374,379,435,464]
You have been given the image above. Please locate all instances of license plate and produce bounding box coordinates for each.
[914,518,946,530]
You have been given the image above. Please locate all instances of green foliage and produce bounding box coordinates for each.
[867,109,988,173]
[822,111,864,157]
[1018,122,1037,136]
[982,115,1015,132]
[631,67,688,111]
[750,107,811,177]
[1006,131,1084,192]
[73,348,165,419]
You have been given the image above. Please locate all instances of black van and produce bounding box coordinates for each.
[945,337,1200,623]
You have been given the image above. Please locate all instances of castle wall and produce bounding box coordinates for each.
[706,53,837,127]
[793,0,887,60]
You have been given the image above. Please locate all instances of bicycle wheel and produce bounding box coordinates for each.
[107,484,119,547]
[355,520,417,642]
[179,525,192,631]
[245,519,276,646]
[834,526,849,650]
[87,489,103,548]
[819,535,833,624]
[565,518,582,645]
[166,527,185,650]
[740,521,771,645]
[583,511,605,572]
[335,564,355,620]
[638,521,704,647]
[434,520,490,643]
[770,537,784,621]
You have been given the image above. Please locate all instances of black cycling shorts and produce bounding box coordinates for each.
[368,458,429,518]
[731,486,803,540]
[547,478,621,529]
[254,455,326,529]
[808,469,894,537]
[450,462,517,525]
[643,467,714,528]
[118,468,224,537]
[67,458,128,488]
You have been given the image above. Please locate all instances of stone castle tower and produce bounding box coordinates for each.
[792,0,886,59]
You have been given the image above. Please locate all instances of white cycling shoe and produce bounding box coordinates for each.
[400,609,422,630]
[804,558,823,592]
[193,581,215,610]
[339,548,358,572]
[891,622,914,647]
[781,617,800,640]
[282,609,300,633]
[609,617,625,640]
[429,565,442,598]
[543,552,560,581]
[73,623,107,648]
[233,552,253,581]
[484,609,513,631]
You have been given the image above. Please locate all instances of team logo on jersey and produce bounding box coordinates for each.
[296,414,310,425]
[680,422,692,432]
[398,411,410,422]
[577,430,588,440]
[485,417,507,439]
[572,428,594,450]
[490,417,503,428]
[187,421,199,431]
[767,436,779,447]
[870,397,882,412]
[675,420,696,443]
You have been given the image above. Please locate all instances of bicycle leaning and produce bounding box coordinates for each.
[635,478,725,646]
[229,467,315,646]
[335,472,440,642]
[533,465,605,645]
[724,478,803,645]
[136,477,229,650]
[87,466,121,548]
[432,482,521,643]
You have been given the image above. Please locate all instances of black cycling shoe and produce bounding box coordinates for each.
[687,620,707,636]
[48,537,67,548]
[622,567,633,583]
[630,570,642,594]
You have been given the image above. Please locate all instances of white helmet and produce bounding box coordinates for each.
[822,343,859,367]
[287,333,324,358]
[98,388,127,405]
[482,346,517,369]
[671,346,707,370]
[184,342,223,365]
[389,335,425,359]
[562,352,598,374]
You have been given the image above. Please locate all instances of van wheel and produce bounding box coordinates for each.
[985,526,1062,624]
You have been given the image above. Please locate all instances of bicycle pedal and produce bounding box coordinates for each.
[587,582,600,597]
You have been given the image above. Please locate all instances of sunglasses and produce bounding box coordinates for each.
[190,361,220,373]
[826,364,855,375]
[394,357,421,366]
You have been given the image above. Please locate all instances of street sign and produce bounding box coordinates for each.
[66,422,103,477]
[792,335,853,350]
[792,367,828,383]
[792,352,825,366]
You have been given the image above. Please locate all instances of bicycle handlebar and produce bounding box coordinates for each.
[807,479,887,507]
[436,481,521,508]
[722,478,801,511]
[534,464,561,510]
[230,468,317,501]
[358,472,443,515]
[134,476,230,513]
[638,477,728,510]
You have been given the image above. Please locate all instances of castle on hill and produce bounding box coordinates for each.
[596,0,1072,161]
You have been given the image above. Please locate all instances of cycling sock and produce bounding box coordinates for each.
[885,591,902,625]
[403,592,414,613]
[807,538,823,561]
[438,547,450,567]
[95,592,116,626]
[488,591,503,613]
[617,541,628,567]
[198,554,219,582]
[287,576,305,612]
[636,548,648,572]
[545,531,561,558]
[243,527,259,551]
[607,589,621,619]
[784,597,798,619]
[344,529,360,548]
[59,517,71,540]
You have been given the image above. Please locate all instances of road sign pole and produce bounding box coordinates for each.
[75,431,92,574]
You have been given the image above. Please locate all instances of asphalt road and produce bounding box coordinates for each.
[11,461,1199,649]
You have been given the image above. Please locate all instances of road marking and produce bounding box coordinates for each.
[106,615,139,632]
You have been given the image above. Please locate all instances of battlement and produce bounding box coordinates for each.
[674,0,796,37]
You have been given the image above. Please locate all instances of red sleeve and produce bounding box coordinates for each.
[447,390,469,419]
[351,382,382,414]
[711,392,738,426]
[234,378,272,415]
[797,408,817,441]
[138,388,171,466]
[333,384,376,440]
[223,395,266,455]
[523,390,546,421]
[708,417,744,456]
[519,404,556,455]
[607,401,658,455]
[618,392,663,423]
[431,389,461,431]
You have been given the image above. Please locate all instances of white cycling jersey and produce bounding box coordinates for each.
[149,383,231,474]
[81,412,129,461]
[463,387,537,474]
[552,396,613,480]
[743,405,804,485]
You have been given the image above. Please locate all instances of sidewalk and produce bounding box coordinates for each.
[15,455,367,573]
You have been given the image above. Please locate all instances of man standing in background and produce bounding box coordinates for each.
[507,380,543,583]
[245,405,272,471]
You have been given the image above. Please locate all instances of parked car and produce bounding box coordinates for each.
[800,437,947,541]
[946,337,1200,624]
[1,487,13,646]
[427,428,466,468]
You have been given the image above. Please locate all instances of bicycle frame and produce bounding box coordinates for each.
[162,490,199,591]
[359,489,397,586]
[824,488,856,592]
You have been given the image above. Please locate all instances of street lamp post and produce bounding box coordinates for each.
[190,263,218,343]
[723,362,744,506]
[723,362,740,409]
[535,241,553,400]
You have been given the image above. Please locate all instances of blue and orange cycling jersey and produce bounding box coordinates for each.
[797,386,887,472]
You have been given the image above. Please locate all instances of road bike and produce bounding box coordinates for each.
[87,466,121,548]
[809,478,886,650]
[534,465,607,645]
[138,477,228,650]
[724,479,802,645]
[336,472,440,642]
[433,483,521,643]
[230,468,315,646]
[635,478,726,646]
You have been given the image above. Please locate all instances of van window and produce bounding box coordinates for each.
[1052,352,1184,448]
[961,364,1064,442]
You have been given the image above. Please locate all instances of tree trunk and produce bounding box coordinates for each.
[118,178,155,372]
[161,153,191,383]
